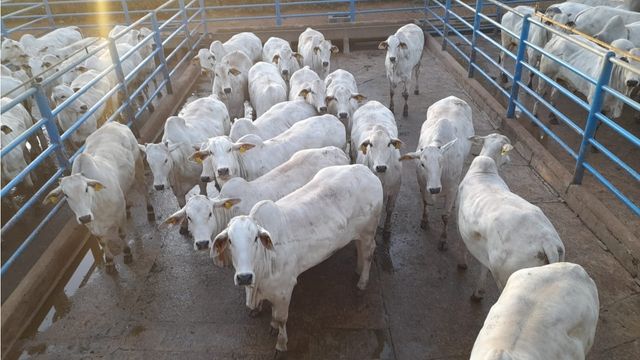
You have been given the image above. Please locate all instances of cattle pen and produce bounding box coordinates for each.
[1,0,639,359]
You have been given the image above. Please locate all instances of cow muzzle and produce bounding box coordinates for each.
[626,79,639,87]
[236,273,253,286]
[154,184,165,190]
[281,69,289,76]
[318,106,327,114]
[375,165,387,173]
[201,176,213,183]
[78,214,92,224]
[322,61,329,67]
[389,57,397,63]
[338,112,348,120]
[195,240,209,251]
[217,168,230,177]
[428,187,441,195]
[223,87,232,94]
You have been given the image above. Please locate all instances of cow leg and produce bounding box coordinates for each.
[420,187,429,230]
[102,237,117,274]
[439,187,456,251]
[471,265,489,301]
[402,88,409,118]
[413,61,421,95]
[457,247,469,270]
[547,88,560,125]
[389,81,395,114]
[135,155,155,222]
[498,47,509,84]
[383,193,397,237]
[199,182,207,196]
[356,230,376,291]
[271,288,293,354]
[532,77,548,120]
[355,237,364,275]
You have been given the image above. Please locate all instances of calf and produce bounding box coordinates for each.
[379,23,424,116]
[197,32,262,73]
[400,96,474,248]
[470,263,598,360]
[191,114,346,188]
[289,66,327,114]
[325,69,366,136]
[297,27,338,79]
[351,101,402,236]
[248,62,287,117]
[229,100,317,141]
[262,37,302,83]
[212,50,252,120]
[44,122,154,273]
[140,96,229,228]
[457,155,565,300]
[163,146,349,251]
[211,164,383,354]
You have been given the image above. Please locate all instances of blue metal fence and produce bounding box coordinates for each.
[1,0,205,277]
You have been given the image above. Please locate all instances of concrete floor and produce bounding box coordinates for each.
[14,48,640,359]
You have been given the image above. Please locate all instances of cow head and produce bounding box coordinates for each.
[272,47,303,81]
[44,173,105,224]
[51,84,88,115]
[325,86,366,124]
[213,60,242,98]
[196,48,215,74]
[163,195,240,251]
[379,34,408,66]
[620,48,640,90]
[1,39,28,67]
[400,139,457,195]
[189,135,258,188]
[0,123,28,188]
[212,215,275,286]
[468,134,513,169]
[28,54,59,83]
[140,142,181,191]
[358,126,402,175]
[311,39,338,76]
[298,78,328,113]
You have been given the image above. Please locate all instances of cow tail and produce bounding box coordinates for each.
[541,240,562,264]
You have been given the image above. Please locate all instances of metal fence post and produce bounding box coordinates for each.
[467,0,483,78]
[34,86,68,169]
[349,0,356,22]
[198,0,207,35]
[178,0,192,48]
[120,0,132,25]
[42,0,56,29]
[275,0,282,26]
[494,4,503,35]
[151,12,173,96]
[1,19,8,38]
[107,37,139,136]
[506,14,531,118]
[442,0,452,50]
[572,51,615,184]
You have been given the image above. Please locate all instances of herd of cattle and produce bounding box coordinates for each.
[3,0,638,358]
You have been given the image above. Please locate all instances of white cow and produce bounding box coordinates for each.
[457,155,566,299]
[569,0,623,6]
[595,17,640,47]
[44,122,154,273]
[51,70,112,147]
[533,35,640,123]
[571,6,640,36]
[400,96,474,247]
[289,66,327,114]
[351,101,402,236]
[468,133,514,169]
[140,96,229,227]
[212,50,252,120]
[262,37,303,82]
[197,32,262,73]
[297,27,339,79]
[544,2,592,23]
[20,27,83,56]
[163,146,349,250]
[1,98,36,189]
[248,62,287,117]
[229,100,317,141]
[191,114,346,188]
[211,164,383,354]
[1,39,30,68]
[325,69,366,136]
[379,23,424,117]
[470,263,599,360]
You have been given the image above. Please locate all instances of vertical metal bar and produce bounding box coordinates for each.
[120,0,132,25]
[1,19,8,38]
[151,12,174,95]
[572,51,615,184]
[107,37,139,136]
[42,0,56,29]
[506,14,531,118]
[198,0,207,35]
[349,0,356,22]
[494,3,503,35]
[442,0,452,50]
[34,86,68,168]
[275,0,282,26]
[467,0,483,78]
[178,0,192,48]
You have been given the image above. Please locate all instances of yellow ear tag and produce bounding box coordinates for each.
[48,195,58,204]
[224,201,234,209]
[94,183,104,191]
[194,155,203,164]
[501,146,511,156]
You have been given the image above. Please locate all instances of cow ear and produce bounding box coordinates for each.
[620,56,629,63]
[213,198,241,210]
[87,180,105,191]
[467,135,488,146]
[138,144,146,154]
[399,151,420,161]
[313,46,321,54]
[501,143,514,155]
[390,138,403,149]
[212,230,229,255]
[43,186,63,205]
[271,54,280,64]
[325,95,335,104]
[1,124,13,134]
[330,45,339,54]
[351,93,367,103]
[21,64,31,70]
[378,41,388,50]
[188,150,210,164]
[257,227,274,250]
[293,52,304,64]
[298,88,311,99]
[399,42,408,49]
[229,68,241,76]
[232,142,255,153]
[162,207,186,227]
[439,138,457,153]
[359,140,371,154]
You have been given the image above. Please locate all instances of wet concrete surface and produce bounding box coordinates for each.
[13,47,640,359]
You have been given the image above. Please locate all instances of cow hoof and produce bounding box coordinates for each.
[270,327,278,337]
[470,292,484,302]
[124,253,133,264]
[437,240,448,252]
[414,89,419,95]
[457,262,468,271]
[105,262,117,274]
[273,350,287,360]
[249,308,262,318]
[179,226,189,236]
[420,220,429,230]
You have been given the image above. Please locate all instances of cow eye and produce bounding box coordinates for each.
[208,212,212,218]
[254,236,258,243]
[164,159,168,164]
[420,163,425,168]
[187,216,191,221]
[85,186,89,193]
